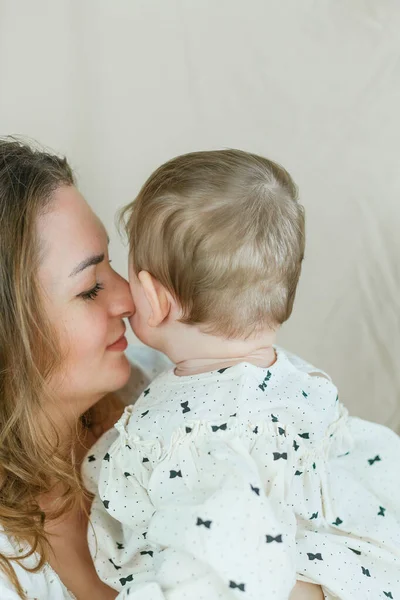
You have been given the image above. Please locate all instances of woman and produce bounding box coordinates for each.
[0,138,140,599]
[0,139,322,599]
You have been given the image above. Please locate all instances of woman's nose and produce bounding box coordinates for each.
[111,274,135,319]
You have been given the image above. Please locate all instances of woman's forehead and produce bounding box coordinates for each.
[37,185,108,280]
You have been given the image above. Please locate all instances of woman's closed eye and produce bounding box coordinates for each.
[79,282,104,301]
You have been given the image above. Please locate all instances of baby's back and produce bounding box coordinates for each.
[92,348,400,599]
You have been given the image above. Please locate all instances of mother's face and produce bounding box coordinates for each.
[37,185,134,416]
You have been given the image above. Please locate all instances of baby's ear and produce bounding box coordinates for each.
[138,271,172,327]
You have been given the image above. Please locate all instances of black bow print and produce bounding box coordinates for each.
[124,472,131,478]
[278,427,286,436]
[169,470,182,478]
[103,453,110,461]
[271,414,278,422]
[119,574,134,586]
[298,432,309,439]
[103,500,110,509]
[230,412,237,417]
[141,410,149,418]
[295,470,303,476]
[266,534,283,543]
[196,517,212,529]
[250,484,260,496]
[88,454,96,462]
[218,367,231,374]
[211,423,227,432]
[348,547,361,555]
[258,370,272,392]
[310,512,318,520]
[337,451,350,458]
[302,390,308,398]
[140,550,154,557]
[293,440,299,451]
[384,592,393,598]
[181,401,191,414]
[144,388,150,396]
[108,558,121,570]
[229,581,245,592]
[332,517,343,526]
[378,506,386,516]
[142,532,147,539]
[117,542,124,549]
[273,452,287,461]
[253,426,259,434]
[142,457,149,463]
[307,553,323,561]
[368,455,381,465]
[185,426,192,433]
[361,567,371,577]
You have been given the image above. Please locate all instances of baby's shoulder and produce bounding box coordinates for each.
[279,346,332,382]
[123,367,241,440]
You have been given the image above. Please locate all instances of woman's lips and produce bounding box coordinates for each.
[107,332,128,351]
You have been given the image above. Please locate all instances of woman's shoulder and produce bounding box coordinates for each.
[125,345,172,380]
[0,528,74,599]
[0,530,20,599]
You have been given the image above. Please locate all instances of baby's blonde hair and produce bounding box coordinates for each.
[122,149,305,338]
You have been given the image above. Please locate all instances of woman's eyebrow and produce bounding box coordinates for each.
[69,253,105,277]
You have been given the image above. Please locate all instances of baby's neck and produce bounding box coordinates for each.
[160,323,277,377]
[174,348,276,376]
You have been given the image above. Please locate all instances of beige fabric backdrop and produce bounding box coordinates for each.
[1,0,399,430]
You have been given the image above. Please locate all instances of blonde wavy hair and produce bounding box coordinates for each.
[0,139,89,597]
[122,149,305,338]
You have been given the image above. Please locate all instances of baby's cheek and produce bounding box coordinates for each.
[130,315,153,348]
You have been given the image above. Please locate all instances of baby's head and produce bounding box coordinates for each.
[122,149,305,356]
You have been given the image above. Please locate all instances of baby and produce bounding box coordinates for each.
[85,150,400,600]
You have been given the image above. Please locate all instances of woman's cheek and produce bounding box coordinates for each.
[67,306,109,361]
[86,308,110,355]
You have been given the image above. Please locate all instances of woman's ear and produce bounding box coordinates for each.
[138,271,172,327]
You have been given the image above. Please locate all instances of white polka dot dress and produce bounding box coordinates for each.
[83,347,400,599]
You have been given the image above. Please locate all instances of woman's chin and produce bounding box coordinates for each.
[102,353,132,392]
